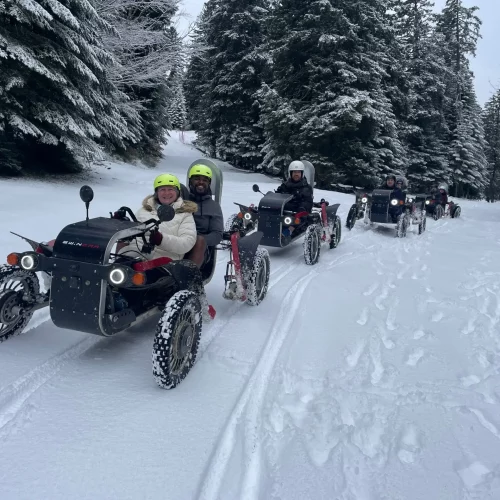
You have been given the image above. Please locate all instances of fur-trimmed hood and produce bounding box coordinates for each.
[141,195,198,214]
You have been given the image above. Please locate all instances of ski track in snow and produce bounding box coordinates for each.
[0,337,100,441]
[198,234,364,500]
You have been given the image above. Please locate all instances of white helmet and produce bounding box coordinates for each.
[438,182,448,192]
[288,160,305,177]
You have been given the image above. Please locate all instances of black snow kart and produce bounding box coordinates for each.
[225,161,342,265]
[1,170,270,390]
[347,188,426,237]
[423,193,461,220]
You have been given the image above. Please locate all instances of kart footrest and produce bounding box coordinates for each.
[105,308,136,330]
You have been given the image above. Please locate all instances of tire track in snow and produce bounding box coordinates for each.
[197,271,318,500]
[0,336,100,441]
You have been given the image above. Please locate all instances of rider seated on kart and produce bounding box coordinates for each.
[117,173,198,261]
[276,160,314,236]
[380,174,405,222]
[183,164,224,268]
[117,173,214,320]
[434,183,449,207]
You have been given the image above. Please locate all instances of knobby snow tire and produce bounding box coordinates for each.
[346,205,357,230]
[304,224,321,265]
[0,265,40,343]
[330,216,342,249]
[224,213,243,232]
[244,247,270,306]
[152,290,202,389]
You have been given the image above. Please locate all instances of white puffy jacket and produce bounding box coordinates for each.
[118,195,198,261]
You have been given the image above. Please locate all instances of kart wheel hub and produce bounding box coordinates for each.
[0,291,21,325]
[177,323,194,358]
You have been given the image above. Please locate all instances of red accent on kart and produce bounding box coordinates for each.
[133,256,172,272]
[321,202,328,225]
[295,211,309,219]
[36,239,55,254]
[208,305,216,319]
[230,232,247,301]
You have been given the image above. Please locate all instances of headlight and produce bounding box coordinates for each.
[361,197,368,203]
[244,212,252,220]
[20,254,37,270]
[283,216,292,225]
[391,199,398,206]
[109,268,126,285]
[407,198,413,203]
[425,200,430,205]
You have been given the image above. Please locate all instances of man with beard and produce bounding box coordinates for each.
[183,164,224,268]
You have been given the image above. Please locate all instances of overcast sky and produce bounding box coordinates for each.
[176,0,498,106]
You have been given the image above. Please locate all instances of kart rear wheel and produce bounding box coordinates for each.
[0,265,40,343]
[304,225,321,265]
[152,290,202,389]
[418,214,427,234]
[396,215,409,238]
[329,215,342,249]
[224,213,244,232]
[434,205,444,220]
[451,206,461,218]
[346,205,357,230]
[244,247,270,306]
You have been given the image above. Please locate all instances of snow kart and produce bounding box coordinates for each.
[1,182,270,390]
[360,189,426,237]
[423,193,461,220]
[346,190,372,230]
[225,161,342,265]
[180,159,270,305]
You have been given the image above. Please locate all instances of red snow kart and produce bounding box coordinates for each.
[224,160,342,265]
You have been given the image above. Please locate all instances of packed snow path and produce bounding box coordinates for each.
[1,133,500,499]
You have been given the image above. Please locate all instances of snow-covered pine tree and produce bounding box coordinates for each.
[436,0,487,197]
[167,67,187,130]
[190,0,270,170]
[483,90,500,201]
[97,0,182,164]
[184,3,214,134]
[259,0,406,188]
[389,0,451,191]
[0,0,133,175]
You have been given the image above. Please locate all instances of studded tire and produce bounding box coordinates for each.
[244,247,270,306]
[224,213,244,232]
[304,224,322,265]
[346,205,357,230]
[0,265,40,343]
[330,215,342,249]
[152,290,202,389]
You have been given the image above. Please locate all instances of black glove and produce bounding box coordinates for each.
[149,229,163,246]
[111,209,130,221]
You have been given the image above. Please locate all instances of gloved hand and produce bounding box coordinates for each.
[111,209,130,221]
[149,229,163,246]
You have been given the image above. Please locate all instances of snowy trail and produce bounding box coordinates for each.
[1,134,500,499]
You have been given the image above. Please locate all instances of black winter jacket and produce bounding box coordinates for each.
[276,177,314,213]
[188,187,224,247]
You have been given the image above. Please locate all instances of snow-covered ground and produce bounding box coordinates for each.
[1,132,500,499]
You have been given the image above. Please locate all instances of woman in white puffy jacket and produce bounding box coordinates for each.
[118,173,198,261]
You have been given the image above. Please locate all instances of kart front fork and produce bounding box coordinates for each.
[222,233,246,302]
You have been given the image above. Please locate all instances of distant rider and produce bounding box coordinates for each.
[381,174,405,221]
[276,160,314,236]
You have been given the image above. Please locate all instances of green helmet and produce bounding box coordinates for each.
[188,164,212,181]
[153,173,180,191]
